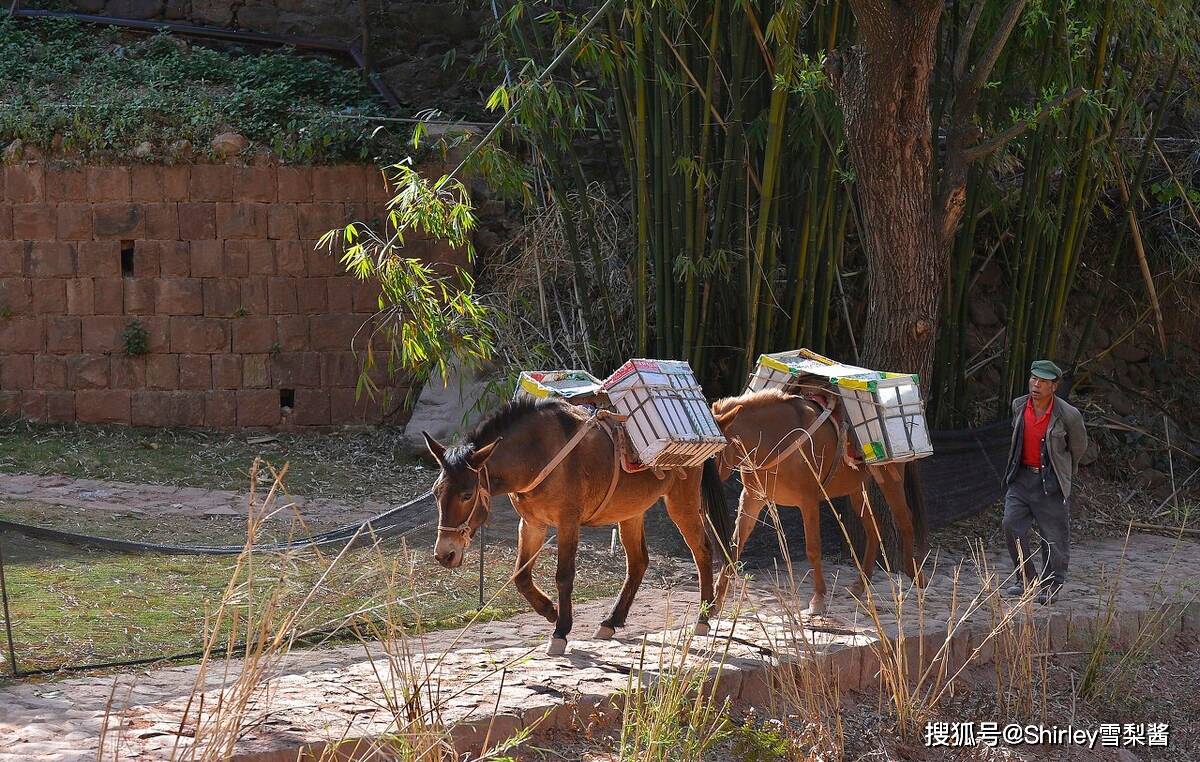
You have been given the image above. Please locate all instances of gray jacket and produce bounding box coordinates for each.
[1004,394,1088,499]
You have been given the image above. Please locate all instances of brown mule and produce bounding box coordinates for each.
[710,389,928,615]
[423,396,732,656]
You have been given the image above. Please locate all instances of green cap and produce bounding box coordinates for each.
[1030,359,1062,380]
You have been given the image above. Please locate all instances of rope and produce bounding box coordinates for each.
[0,490,435,556]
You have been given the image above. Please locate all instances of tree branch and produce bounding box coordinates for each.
[964,0,1027,97]
[964,86,1086,162]
[953,0,986,83]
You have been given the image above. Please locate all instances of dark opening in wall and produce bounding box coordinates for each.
[280,388,295,410]
[120,241,135,276]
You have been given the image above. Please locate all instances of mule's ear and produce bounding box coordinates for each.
[713,404,743,429]
[422,431,447,464]
[469,439,501,469]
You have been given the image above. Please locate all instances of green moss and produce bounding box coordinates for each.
[0,17,398,163]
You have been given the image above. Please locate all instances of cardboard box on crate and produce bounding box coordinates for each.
[747,349,933,464]
[513,370,607,407]
[601,359,727,469]
[746,348,873,394]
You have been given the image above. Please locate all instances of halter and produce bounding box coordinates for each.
[436,465,492,541]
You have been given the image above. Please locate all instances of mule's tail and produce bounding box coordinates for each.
[903,461,929,556]
[702,459,734,562]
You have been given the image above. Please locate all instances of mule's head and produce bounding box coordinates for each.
[423,432,499,569]
[710,399,746,481]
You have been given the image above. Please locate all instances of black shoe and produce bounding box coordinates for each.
[1035,585,1061,605]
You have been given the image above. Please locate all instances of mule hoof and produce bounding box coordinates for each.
[594,625,616,640]
[802,598,827,617]
[914,571,929,589]
[848,580,868,597]
[693,621,710,637]
[547,637,568,656]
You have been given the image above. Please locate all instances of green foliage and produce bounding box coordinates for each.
[121,319,149,356]
[0,17,392,162]
[729,719,792,762]
[323,159,495,399]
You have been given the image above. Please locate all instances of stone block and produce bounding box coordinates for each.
[0,391,17,416]
[86,166,131,201]
[154,278,202,316]
[30,242,76,277]
[233,166,276,202]
[242,354,270,388]
[158,241,191,276]
[0,241,24,276]
[179,203,217,239]
[326,276,352,313]
[312,165,367,202]
[246,242,276,275]
[169,317,230,354]
[110,355,146,389]
[178,354,213,390]
[204,390,237,427]
[81,316,128,354]
[45,391,75,421]
[13,203,55,240]
[76,241,120,277]
[0,354,33,389]
[119,278,153,316]
[46,316,81,353]
[267,204,299,240]
[223,240,251,276]
[56,202,93,240]
[212,354,241,389]
[189,240,223,276]
[0,316,43,352]
[67,354,110,389]
[141,315,170,353]
[267,277,297,314]
[146,354,179,390]
[93,278,124,314]
[276,166,312,202]
[352,278,382,313]
[232,317,276,353]
[129,239,160,278]
[34,355,67,389]
[93,202,145,239]
[272,351,321,388]
[132,165,189,202]
[216,203,268,239]
[202,278,242,317]
[297,202,346,239]
[66,278,94,315]
[321,351,358,387]
[0,277,33,314]
[329,386,389,424]
[19,390,46,419]
[275,314,308,350]
[291,388,330,425]
[296,278,328,314]
[237,389,281,427]
[145,203,180,239]
[5,164,45,202]
[0,204,10,241]
[189,164,234,202]
[46,167,87,201]
[131,391,204,427]
[31,279,67,313]
[275,240,307,275]
[240,276,269,315]
[309,313,365,351]
[305,243,339,276]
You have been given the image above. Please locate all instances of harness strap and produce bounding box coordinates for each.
[518,414,601,496]
[581,416,625,524]
[757,403,835,472]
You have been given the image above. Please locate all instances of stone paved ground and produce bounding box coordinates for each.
[1,530,1197,761]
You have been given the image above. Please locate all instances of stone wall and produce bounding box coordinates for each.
[0,160,445,429]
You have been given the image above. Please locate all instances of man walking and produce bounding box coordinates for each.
[1002,360,1088,604]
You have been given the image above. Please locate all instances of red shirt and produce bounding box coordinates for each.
[1021,395,1054,467]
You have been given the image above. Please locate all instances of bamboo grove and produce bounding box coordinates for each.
[474,0,1196,426]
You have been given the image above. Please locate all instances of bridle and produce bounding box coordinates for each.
[436,465,492,542]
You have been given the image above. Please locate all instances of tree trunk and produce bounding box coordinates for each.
[831,2,944,385]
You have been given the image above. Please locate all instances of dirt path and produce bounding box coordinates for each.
[1,533,1197,761]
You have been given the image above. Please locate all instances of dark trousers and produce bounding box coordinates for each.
[1002,466,1070,588]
